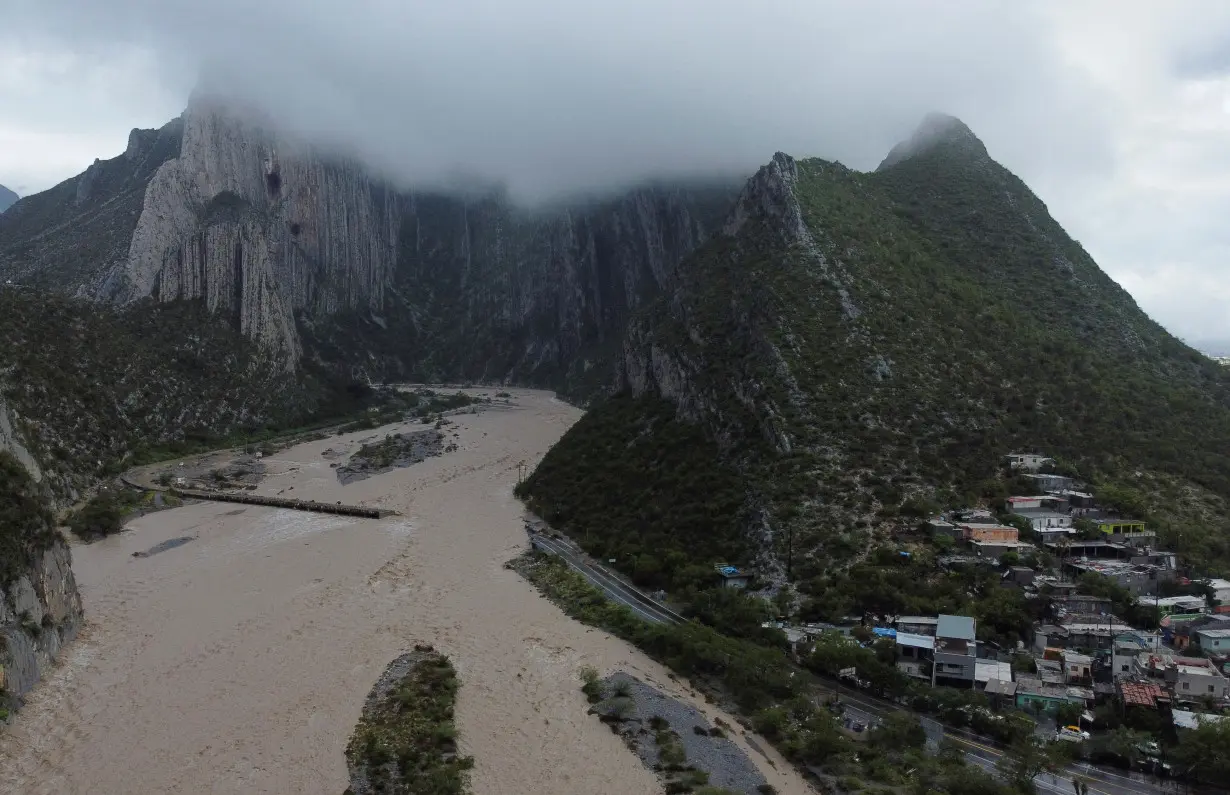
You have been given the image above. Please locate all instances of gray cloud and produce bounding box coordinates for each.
[2,0,1229,339]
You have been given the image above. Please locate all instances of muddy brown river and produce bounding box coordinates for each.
[0,390,811,795]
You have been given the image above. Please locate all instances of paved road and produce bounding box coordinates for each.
[529,533,685,625]
[527,530,1177,795]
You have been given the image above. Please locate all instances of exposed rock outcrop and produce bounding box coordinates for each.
[0,450,84,712]
[1,543,83,705]
[122,96,402,367]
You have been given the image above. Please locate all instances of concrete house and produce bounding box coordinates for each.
[715,565,751,589]
[1206,578,1230,606]
[1013,510,1074,531]
[932,615,978,689]
[1051,594,1114,616]
[1193,627,1230,654]
[895,632,935,682]
[1113,635,1150,680]
[1062,650,1093,684]
[1005,453,1054,471]
[1024,473,1075,492]
[1140,595,1206,617]
[1096,518,1147,535]
[1172,658,1230,702]
[1135,654,1230,702]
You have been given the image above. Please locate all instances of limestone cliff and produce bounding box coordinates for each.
[2,95,734,386]
[0,452,84,713]
[303,180,737,393]
[120,96,402,367]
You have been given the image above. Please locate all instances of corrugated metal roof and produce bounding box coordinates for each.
[1173,710,1229,730]
[937,614,976,641]
[895,632,935,650]
[984,678,1017,696]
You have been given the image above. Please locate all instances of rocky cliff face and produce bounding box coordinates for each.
[301,180,737,393]
[0,543,83,708]
[0,452,84,713]
[116,96,402,368]
[3,95,735,385]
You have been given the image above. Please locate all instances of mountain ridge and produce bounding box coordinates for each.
[0,184,16,214]
[522,115,1230,590]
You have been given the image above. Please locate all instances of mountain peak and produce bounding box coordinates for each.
[0,183,17,215]
[876,112,988,171]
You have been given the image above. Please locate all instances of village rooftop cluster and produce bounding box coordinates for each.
[758,452,1229,761]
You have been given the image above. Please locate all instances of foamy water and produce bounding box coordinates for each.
[0,390,812,795]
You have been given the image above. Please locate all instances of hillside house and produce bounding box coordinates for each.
[1096,518,1147,535]
[1057,490,1096,510]
[953,508,999,524]
[1119,680,1167,711]
[1024,473,1075,492]
[1038,527,1079,543]
[1065,558,1177,595]
[1051,594,1114,616]
[1013,510,1074,531]
[715,565,750,589]
[1062,650,1093,684]
[896,616,940,636]
[895,632,935,681]
[1193,628,1230,655]
[1173,710,1230,730]
[1005,453,1054,471]
[1015,675,1091,714]
[1135,654,1230,702]
[1207,578,1230,605]
[926,519,958,539]
[957,524,1019,543]
[1062,614,1134,650]
[1139,595,1206,617]
[1001,566,1036,588]
[932,615,978,689]
[975,660,1013,689]
[1006,496,1048,511]
[1113,635,1151,680]
[971,539,1035,559]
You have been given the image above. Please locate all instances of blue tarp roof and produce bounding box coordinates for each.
[872,627,897,638]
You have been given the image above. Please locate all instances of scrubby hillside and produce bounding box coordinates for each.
[0,289,336,500]
[521,115,1230,582]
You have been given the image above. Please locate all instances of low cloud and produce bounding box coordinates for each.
[2,0,1229,338]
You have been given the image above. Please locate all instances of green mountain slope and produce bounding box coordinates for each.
[0,289,342,499]
[521,115,1230,583]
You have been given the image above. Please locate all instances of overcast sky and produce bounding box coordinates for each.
[2,1,1228,345]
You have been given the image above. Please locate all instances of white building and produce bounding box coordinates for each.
[1013,510,1074,531]
[1005,453,1054,471]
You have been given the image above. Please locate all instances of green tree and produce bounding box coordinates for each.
[871,711,927,750]
[1172,717,1230,783]
[996,737,1059,793]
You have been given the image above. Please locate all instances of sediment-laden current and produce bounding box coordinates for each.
[0,390,810,795]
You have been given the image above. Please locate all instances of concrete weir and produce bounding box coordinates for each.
[172,489,385,518]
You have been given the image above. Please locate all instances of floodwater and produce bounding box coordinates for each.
[0,389,812,795]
